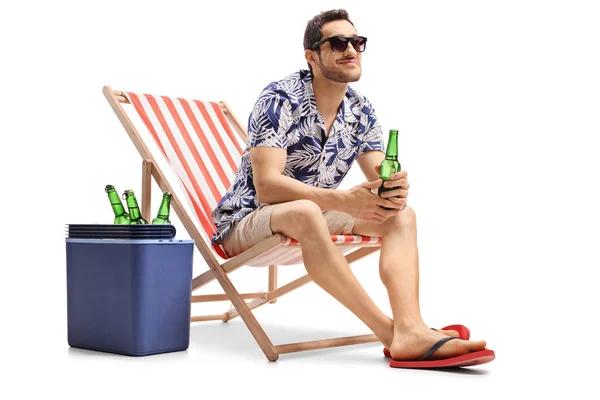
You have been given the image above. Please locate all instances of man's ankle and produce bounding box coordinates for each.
[393,318,428,334]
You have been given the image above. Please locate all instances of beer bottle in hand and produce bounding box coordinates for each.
[378,129,401,210]
[152,191,173,224]
[123,189,148,224]
[105,184,131,224]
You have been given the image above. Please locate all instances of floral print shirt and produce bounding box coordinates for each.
[210,69,384,244]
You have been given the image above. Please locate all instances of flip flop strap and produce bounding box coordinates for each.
[420,336,458,361]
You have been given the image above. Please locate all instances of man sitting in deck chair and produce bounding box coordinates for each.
[211,9,492,368]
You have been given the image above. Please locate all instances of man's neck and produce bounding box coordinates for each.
[311,74,348,121]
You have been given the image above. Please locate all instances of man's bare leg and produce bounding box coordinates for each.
[270,200,395,348]
[352,205,487,360]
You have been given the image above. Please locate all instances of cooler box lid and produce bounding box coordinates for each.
[65,224,177,240]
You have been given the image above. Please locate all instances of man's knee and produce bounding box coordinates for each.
[290,199,323,221]
[272,199,325,237]
[383,205,417,233]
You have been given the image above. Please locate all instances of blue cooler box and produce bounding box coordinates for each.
[65,224,194,356]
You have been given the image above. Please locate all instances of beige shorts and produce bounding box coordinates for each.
[222,204,356,258]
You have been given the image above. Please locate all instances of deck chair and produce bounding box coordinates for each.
[103,86,383,361]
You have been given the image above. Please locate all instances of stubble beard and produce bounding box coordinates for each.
[317,55,361,83]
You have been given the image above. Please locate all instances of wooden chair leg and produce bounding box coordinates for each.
[210,260,278,361]
[141,159,152,221]
[268,264,277,304]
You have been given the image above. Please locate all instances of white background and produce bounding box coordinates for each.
[1,0,599,398]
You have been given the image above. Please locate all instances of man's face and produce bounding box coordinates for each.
[309,20,363,83]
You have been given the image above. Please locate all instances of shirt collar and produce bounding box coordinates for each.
[300,71,358,124]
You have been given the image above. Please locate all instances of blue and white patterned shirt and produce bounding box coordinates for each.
[210,70,384,244]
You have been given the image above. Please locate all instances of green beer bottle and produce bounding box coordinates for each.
[105,184,131,224]
[152,191,173,224]
[378,129,401,210]
[123,189,148,224]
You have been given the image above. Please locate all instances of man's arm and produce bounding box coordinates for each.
[250,146,345,211]
[251,146,400,220]
[357,150,386,182]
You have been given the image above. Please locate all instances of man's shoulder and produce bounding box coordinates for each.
[271,70,309,90]
[258,70,308,106]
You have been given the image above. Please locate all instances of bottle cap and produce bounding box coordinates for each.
[122,189,134,200]
[389,129,399,134]
[105,184,115,192]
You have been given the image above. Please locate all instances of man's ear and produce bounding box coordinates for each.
[304,49,316,67]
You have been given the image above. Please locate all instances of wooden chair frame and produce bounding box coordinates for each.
[103,86,382,361]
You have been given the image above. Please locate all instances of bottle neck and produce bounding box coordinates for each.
[125,194,142,220]
[385,132,398,160]
[157,195,171,218]
[108,190,127,216]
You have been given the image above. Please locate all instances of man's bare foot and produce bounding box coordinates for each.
[389,328,486,361]
[439,329,460,338]
[382,328,461,351]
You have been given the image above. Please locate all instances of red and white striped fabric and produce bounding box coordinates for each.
[125,92,382,266]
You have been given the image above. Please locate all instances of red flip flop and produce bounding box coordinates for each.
[389,337,495,369]
[383,324,470,358]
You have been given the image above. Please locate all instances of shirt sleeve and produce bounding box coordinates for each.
[357,103,385,156]
[247,90,293,149]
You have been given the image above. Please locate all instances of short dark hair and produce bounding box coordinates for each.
[303,9,355,74]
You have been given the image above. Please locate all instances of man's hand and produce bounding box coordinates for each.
[376,166,409,210]
[341,179,402,223]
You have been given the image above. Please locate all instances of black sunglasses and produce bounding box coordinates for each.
[310,35,368,53]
